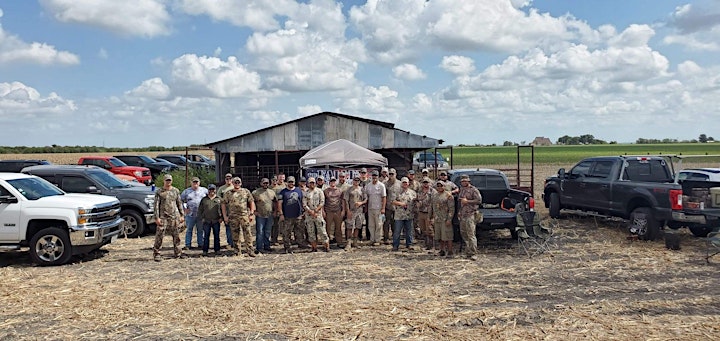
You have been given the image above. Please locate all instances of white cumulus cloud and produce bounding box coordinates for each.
[392,63,426,81]
[440,55,475,75]
[0,9,79,65]
[169,54,262,98]
[40,0,171,38]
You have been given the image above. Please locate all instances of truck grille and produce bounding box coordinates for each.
[89,203,121,223]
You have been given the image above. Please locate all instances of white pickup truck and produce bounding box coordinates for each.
[0,173,123,266]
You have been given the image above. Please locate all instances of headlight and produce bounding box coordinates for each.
[145,195,155,210]
[134,171,143,177]
[77,207,90,225]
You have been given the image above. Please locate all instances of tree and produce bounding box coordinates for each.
[699,134,708,143]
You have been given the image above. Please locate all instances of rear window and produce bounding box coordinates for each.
[624,159,673,182]
[455,174,508,190]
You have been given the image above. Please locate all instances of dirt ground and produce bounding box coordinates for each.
[1,214,719,340]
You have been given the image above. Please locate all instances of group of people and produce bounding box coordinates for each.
[151,167,483,260]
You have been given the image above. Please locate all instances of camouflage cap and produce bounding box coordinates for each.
[421,177,431,183]
[400,177,409,183]
[163,174,173,181]
[307,177,316,183]
[232,177,241,183]
[287,176,296,182]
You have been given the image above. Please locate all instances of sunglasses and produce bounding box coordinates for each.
[233,181,241,184]
[164,179,172,182]
[262,182,269,185]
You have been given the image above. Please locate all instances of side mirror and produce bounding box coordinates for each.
[86,186,102,194]
[0,195,18,204]
[558,168,566,179]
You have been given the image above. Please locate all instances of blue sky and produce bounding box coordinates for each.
[0,0,719,147]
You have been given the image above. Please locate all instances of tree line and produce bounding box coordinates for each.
[0,144,208,154]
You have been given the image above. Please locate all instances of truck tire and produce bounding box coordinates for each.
[630,207,660,241]
[688,225,713,238]
[548,192,561,218]
[29,227,73,266]
[120,209,145,238]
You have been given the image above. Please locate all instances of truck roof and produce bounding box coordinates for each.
[23,164,102,172]
[0,172,35,180]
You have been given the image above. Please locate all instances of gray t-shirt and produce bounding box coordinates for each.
[364,181,386,210]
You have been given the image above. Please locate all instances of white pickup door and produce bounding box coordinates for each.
[0,184,21,242]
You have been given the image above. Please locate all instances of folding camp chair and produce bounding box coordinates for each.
[516,211,555,258]
[706,228,720,264]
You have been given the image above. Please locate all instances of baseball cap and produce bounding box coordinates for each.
[460,175,470,181]
[421,168,429,174]
[353,176,361,181]
[299,177,307,182]
[436,180,444,186]
[371,170,379,176]
[208,184,217,190]
[191,177,200,182]
[287,176,296,182]
[401,177,409,183]
[439,171,447,176]
[307,177,316,183]
[330,177,337,182]
[408,170,415,175]
[381,167,389,173]
[225,173,233,178]
[421,177,430,183]
[232,177,241,183]
[317,176,324,181]
[261,178,270,184]
[360,167,368,173]
[163,174,173,181]
[389,168,396,174]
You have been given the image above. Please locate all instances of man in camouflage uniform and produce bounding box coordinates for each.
[303,177,329,252]
[217,173,235,248]
[391,177,417,251]
[457,175,482,260]
[221,177,256,257]
[414,177,436,250]
[383,168,401,244]
[437,171,459,194]
[153,174,186,261]
[430,180,455,257]
[271,172,286,245]
[343,176,367,250]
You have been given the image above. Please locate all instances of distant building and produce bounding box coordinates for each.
[531,137,552,146]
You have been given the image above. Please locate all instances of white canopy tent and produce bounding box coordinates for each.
[299,139,388,169]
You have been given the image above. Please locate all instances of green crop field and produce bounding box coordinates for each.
[435,143,720,165]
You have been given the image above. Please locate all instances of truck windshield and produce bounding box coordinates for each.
[137,156,156,164]
[88,171,129,189]
[108,158,128,167]
[7,177,65,200]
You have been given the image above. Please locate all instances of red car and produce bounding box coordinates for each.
[78,156,152,185]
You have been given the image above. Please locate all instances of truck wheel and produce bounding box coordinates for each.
[688,225,713,238]
[120,209,145,238]
[29,227,73,266]
[630,207,660,241]
[548,192,560,218]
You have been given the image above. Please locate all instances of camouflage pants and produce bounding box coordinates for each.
[153,217,182,256]
[229,216,253,253]
[306,216,328,243]
[281,217,303,249]
[417,212,432,239]
[345,210,365,231]
[460,216,477,256]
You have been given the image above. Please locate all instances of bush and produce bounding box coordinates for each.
[154,167,216,189]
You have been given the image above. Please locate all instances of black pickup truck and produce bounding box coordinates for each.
[543,156,683,240]
[448,169,534,239]
[21,165,156,238]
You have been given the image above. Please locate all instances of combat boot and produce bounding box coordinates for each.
[323,242,330,252]
[344,239,352,251]
[311,241,318,252]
